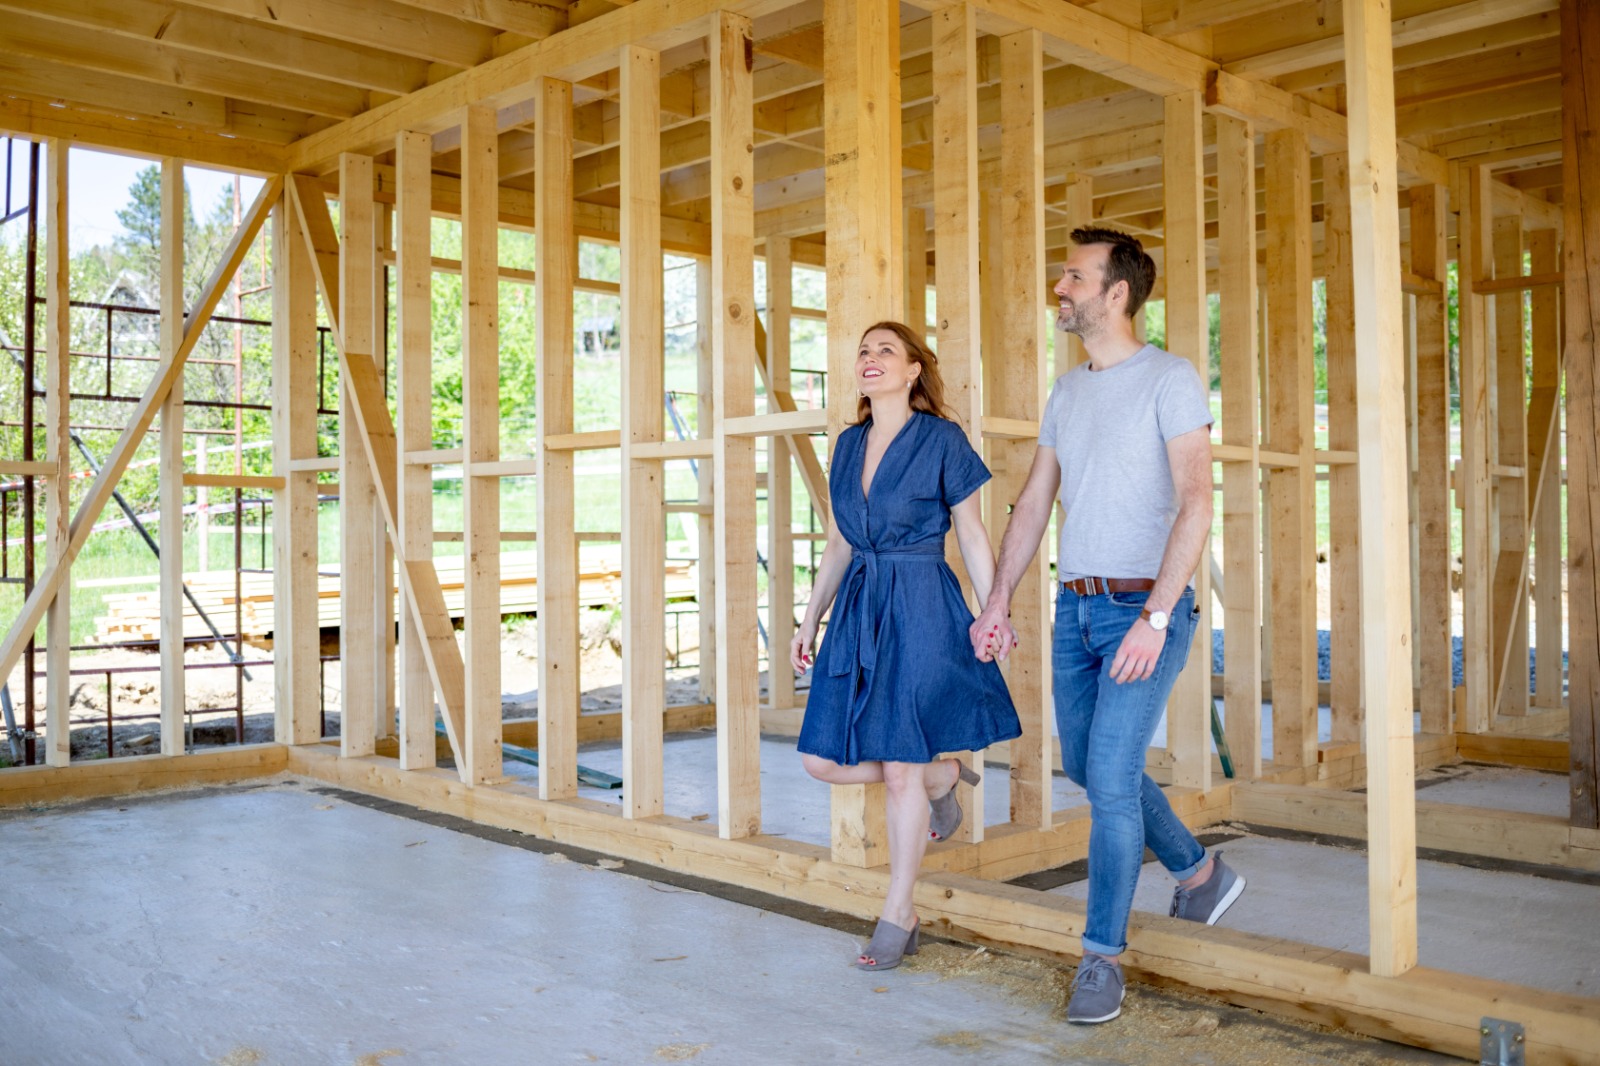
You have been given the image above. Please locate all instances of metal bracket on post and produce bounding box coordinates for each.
[1480,1018,1525,1066]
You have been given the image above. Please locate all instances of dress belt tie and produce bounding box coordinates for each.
[830,542,946,764]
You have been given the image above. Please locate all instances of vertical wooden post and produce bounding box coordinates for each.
[1492,214,1530,717]
[995,28,1050,830]
[1163,88,1210,790]
[1345,0,1420,976]
[1061,176,1092,371]
[460,103,503,786]
[1216,113,1261,779]
[766,237,796,712]
[338,152,379,759]
[621,46,666,818]
[1410,185,1453,736]
[932,0,984,841]
[1458,164,1494,735]
[1563,0,1600,830]
[1264,127,1318,773]
[695,255,717,704]
[710,9,761,840]
[536,77,579,800]
[375,203,396,740]
[1528,230,1564,712]
[395,129,437,769]
[824,0,901,861]
[43,139,70,768]
[158,157,186,757]
[906,207,928,338]
[272,191,321,746]
[1323,152,1363,744]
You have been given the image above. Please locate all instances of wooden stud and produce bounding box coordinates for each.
[1563,0,1600,830]
[1061,175,1092,370]
[1458,164,1494,735]
[338,151,380,760]
[460,102,503,786]
[1491,214,1530,718]
[1264,127,1318,772]
[535,77,580,801]
[395,129,437,769]
[905,207,928,339]
[710,9,761,841]
[1345,0,1420,977]
[1527,229,1564,713]
[271,190,321,746]
[822,0,900,862]
[932,0,985,842]
[0,177,282,698]
[621,46,665,819]
[157,157,185,758]
[766,236,797,712]
[994,29,1051,830]
[1410,184,1454,737]
[1216,113,1262,780]
[43,139,70,768]
[1322,152,1362,745]
[695,255,717,706]
[1163,88,1210,791]
[376,203,397,740]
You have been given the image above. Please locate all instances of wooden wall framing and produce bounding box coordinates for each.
[1,0,1595,1058]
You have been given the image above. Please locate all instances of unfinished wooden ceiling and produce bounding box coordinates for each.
[0,0,1565,268]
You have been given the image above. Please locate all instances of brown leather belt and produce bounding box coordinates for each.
[1061,576,1156,596]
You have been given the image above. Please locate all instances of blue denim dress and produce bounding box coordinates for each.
[797,412,1022,765]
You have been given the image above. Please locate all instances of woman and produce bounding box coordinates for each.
[790,321,1021,971]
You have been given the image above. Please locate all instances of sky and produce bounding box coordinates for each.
[2,139,266,250]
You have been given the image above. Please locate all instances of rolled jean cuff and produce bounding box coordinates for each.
[1081,935,1125,958]
[1168,848,1208,882]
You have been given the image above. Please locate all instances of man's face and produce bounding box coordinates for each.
[1053,244,1115,336]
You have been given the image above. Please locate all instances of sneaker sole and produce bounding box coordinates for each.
[1204,874,1247,925]
[1067,987,1125,1024]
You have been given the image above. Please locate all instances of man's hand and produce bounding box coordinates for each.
[1108,618,1166,683]
[969,602,1016,662]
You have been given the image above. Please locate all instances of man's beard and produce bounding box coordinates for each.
[1057,300,1099,336]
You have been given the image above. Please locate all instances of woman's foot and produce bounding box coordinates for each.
[856,915,921,970]
[928,758,980,842]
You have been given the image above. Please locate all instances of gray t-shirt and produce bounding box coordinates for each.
[1037,344,1213,582]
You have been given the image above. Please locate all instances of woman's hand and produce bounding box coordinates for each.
[790,619,819,675]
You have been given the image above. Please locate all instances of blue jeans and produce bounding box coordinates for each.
[1053,585,1206,957]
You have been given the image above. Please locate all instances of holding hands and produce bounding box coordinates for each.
[968,601,1017,663]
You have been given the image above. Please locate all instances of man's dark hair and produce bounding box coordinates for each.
[1070,226,1157,318]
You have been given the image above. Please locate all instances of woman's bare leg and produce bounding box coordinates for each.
[874,759,961,932]
[800,753,885,785]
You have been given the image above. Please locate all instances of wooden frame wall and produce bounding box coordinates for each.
[2,1,1596,1059]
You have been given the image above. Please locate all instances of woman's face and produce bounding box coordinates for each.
[856,329,920,399]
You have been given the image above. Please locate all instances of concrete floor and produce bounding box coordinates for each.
[536,734,1600,995]
[0,783,1458,1066]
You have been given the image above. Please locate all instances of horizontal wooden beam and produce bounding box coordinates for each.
[0,461,58,477]
[721,409,826,437]
[182,473,287,491]
[1233,781,1600,872]
[0,745,288,808]
[543,430,622,451]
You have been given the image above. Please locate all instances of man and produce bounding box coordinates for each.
[970,226,1245,1025]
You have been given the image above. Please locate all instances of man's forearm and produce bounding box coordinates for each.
[1148,501,1211,615]
[986,494,1052,610]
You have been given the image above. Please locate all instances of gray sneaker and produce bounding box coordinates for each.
[1066,953,1125,1024]
[1169,851,1246,925]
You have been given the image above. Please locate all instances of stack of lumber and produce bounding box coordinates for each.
[92,547,694,646]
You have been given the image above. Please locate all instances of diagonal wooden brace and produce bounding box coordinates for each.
[0,176,283,688]
[286,174,470,773]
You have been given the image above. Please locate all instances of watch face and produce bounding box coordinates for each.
[1148,611,1169,631]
